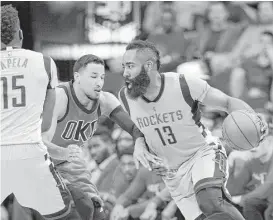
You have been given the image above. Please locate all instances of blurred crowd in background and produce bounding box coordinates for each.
[2,1,273,220]
[83,2,273,220]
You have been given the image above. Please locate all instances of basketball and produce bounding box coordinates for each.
[222,110,262,151]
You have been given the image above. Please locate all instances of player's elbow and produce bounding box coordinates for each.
[224,96,234,113]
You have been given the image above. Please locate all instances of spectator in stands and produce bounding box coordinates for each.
[111,130,137,198]
[228,135,273,220]
[143,1,208,33]
[87,127,119,192]
[101,130,137,220]
[189,2,245,95]
[147,9,189,72]
[230,2,273,64]
[229,31,273,110]
[110,166,165,220]
[140,187,185,220]
[227,150,253,197]
[224,2,257,25]
[197,2,245,73]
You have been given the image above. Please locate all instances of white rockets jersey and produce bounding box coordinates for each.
[1,47,58,145]
[119,72,211,169]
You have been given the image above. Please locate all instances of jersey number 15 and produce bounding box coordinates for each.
[155,126,177,146]
[1,75,26,109]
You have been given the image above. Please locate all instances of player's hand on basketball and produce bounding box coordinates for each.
[66,144,82,162]
[134,137,163,171]
[256,113,269,143]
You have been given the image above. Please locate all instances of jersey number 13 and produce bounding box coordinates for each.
[155,126,177,146]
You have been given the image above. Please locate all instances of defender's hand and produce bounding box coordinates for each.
[150,162,169,176]
[134,137,163,171]
[66,144,82,162]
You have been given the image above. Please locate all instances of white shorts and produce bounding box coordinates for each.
[162,142,229,220]
[1,143,72,217]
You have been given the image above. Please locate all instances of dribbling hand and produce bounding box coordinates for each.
[257,113,269,143]
[66,144,82,162]
[134,137,163,171]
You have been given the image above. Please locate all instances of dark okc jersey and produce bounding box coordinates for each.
[51,82,100,148]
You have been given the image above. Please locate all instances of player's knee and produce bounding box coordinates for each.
[196,187,224,216]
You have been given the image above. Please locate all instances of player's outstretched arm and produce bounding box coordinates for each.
[184,74,268,139]
[183,73,254,114]
[42,87,74,160]
[202,87,255,114]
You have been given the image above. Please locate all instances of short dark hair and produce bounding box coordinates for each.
[126,40,161,70]
[73,54,105,73]
[261,30,273,40]
[1,5,19,45]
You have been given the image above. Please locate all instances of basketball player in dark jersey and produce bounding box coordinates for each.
[42,54,161,219]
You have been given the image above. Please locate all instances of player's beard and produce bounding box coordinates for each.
[126,66,150,100]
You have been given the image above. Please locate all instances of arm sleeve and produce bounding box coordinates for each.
[118,87,130,114]
[183,74,211,102]
[118,88,127,112]
[116,168,147,207]
[109,106,144,141]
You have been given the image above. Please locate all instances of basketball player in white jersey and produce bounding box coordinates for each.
[41,54,161,219]
[118,40,268,220]
[0,5,76,219]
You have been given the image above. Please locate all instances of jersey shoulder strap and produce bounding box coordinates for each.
[43,55,52,89]
[118,86,130,115]
[97,104,101,117]
[179,74,207,137]
[57,83,70,123]
[179,74,194,108]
